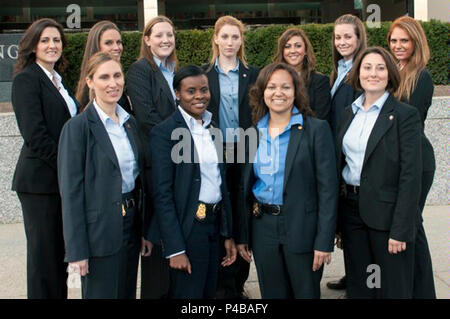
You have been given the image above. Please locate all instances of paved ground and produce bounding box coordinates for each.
[0,205,448,299]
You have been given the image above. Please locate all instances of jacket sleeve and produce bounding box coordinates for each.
[57,119,90,262]
[311,120,339,252]
[409,70,434,125]
[310,74,332,122]
[12,72,58,169]
[389,108,422,242]
[150,125,186,257]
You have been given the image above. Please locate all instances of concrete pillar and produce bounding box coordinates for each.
[414,0,428,20]
[143,0,159,25]
[426,0,450,22]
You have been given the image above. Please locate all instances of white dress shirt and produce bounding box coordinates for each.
[342,91,390,186]
[330,58,353,98]
[36,62,77,117]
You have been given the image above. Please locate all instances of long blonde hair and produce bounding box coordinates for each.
[139,15,178,71]
[387,16,430,101]
[330,14,367,86]
[208,15,248,69]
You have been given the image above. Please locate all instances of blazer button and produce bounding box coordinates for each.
[116,201,121,206]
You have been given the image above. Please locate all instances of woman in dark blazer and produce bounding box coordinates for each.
[75,20,131,113]
[273,27,331,121]
[126,15,178,299]
[204,15,259,299]
[337,47,422,299]
[388,16,436,299]
[11,18,78,299]
[236,62,338,299]
[329,14,367,138]
[58,52,150,299]
[149,65,236,299]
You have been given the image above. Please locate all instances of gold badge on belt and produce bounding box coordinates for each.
[196,203,206,220]
[253,202,260,217]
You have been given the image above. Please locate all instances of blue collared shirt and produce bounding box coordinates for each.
[93,100,139,193]
[252,107,303,205]
[330,58,353,97]
[215,58,240,143]
[153,56,176,102]
[342,91,390,186]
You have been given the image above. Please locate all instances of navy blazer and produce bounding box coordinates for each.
[57,103,147,262]
[336,94,422,242]
[237,116,338,253]
[330,77,360,138]
[148,109,233,257]
[205,62,259,131]
[307,72,331,122]
[11,62,79,194]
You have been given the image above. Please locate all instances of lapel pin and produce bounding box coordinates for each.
[298,125,303,130]
[389,115,394,120]
[243,74,247,78]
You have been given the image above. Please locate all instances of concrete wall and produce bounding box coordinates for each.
[415,0,450,22]
[0,96,448,224]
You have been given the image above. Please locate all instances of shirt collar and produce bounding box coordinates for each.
[257,106,304,131]
[178,105,212,130]
[36,62,61,82]
[153,56,174,72]
[351,91,390,113]
[93,99,130,126]
[338,58,353,71]
[214,57,240,74]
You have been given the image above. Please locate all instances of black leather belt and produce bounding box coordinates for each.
[346,184,360,195]
[195,201,221,221]
[253,202,282,218]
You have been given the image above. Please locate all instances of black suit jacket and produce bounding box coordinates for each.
[403,69,435,172]
[205,62,259,131]
[148,109,233,257]
[330,77,360,138]
[337,94,422,242]
[11,62,79,194]
[307,72,331,122]
[57,103,147,262]
[237,116,338,254]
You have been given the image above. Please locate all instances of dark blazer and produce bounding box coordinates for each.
[126,58,177,159]
[57,103,147,263]
[205,62,259,131]
[148,109,233,257]
[237,116,338,254]
[337,94,422,242]
[79,86,132,114]
[330,77,360,138]
[307,72,331,122]
[11,62,79,194]
[404,68,435,172]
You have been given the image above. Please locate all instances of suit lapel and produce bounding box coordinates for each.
[238,64,250,106]
[208,68,221,123]
[124,120,139,165]
[283,123,304,192]
[154,67,176,109]
[337,106,356,157]
[86,104,120,169]
[362,94,395,168]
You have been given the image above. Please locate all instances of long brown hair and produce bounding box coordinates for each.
[14,18,67,75]
[75,20,121,105]
[348,46,400,94]
[208,15,248,70]
[330,14,367,85]
[249,62,313,125]
[273,27,316,86]
[82,52,123,112]
[139,15,178,71]
[387,16,430,101]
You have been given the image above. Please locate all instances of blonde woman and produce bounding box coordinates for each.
[388,16,436,299]
[204,15,259,299]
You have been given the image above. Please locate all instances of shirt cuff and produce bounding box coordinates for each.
[167,250,185,259]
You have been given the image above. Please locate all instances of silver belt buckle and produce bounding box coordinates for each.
[272,205,281,215]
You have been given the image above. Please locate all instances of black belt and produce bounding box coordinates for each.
[195,201,221,221]
[346,184,360,195]
[253,202,282,218]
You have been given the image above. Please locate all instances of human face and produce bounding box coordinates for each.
[334,24,359,61]
[99,29,123,61]
[214,24,242,59]
[264,69,295,116]
[283,35,306,69]
[359,53,389,96]
[389,27,414,65]
[144,22,175,61]
[175,75,210,120]
[86,60,124,107]
[35,27,62,72]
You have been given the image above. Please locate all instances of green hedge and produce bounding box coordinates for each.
[64,20,449,92]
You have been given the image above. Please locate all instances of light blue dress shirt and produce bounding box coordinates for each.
[153,56,176,102]
[252,107,303,205]
[342,91,390,186]
[93,100,138,193]
[330,58,353,97]
[215,58,240,143]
